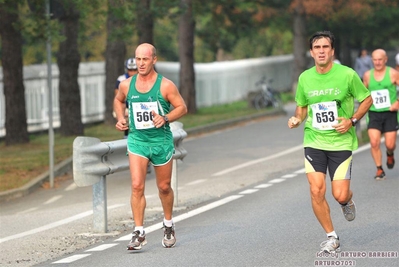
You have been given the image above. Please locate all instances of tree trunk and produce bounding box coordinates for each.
[136,0,154,44]
[57,3,83,136]
[104,0,127,125]
[291,0,308,93]
[0,1,29,145]
[178,0,196,114]
[340,37,352,67]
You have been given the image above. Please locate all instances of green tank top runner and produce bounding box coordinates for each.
[126,74,173,146]
[368,67,396,112]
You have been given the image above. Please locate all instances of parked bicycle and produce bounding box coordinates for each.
[251,76,282,110]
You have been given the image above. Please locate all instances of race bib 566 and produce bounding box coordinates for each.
[131,101,158,129]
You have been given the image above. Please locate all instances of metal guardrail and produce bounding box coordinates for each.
[72,122,187,233]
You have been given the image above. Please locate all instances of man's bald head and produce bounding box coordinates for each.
[371,48,388,71]
[136,43,157,58]
[372,49,387,59]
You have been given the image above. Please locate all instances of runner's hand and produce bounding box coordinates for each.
[152,110,165,128]
[288,116,301,128]
[116,119,129,131]
[332,117,351,133]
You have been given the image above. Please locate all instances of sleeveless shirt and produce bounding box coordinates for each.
[126,74,172,145]
[368,67,396,112]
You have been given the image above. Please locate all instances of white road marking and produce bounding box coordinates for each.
[212,144,303,176]
[174,195,243,223]
[52,141,382,263]
[44,195,63,204]
[212,140,375,178]
[254,184,273,189]
[186,179,207,186]
[354,143,371,154]
[294,169,306,174]
[239,189,259,194]
[115,143,372,244]
[52,254,91,264]
[85,244,118,252]
[0,204,125,244]
[115,195,244,242]
[281,174,297,178]
[269,178,286,184]
[53,141,378,263]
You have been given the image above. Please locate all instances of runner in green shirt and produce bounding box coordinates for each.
[288,31,372,254]
[363,49,399,180]
[114,43,187,250]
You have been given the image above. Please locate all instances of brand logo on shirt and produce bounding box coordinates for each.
[308,88,341,98]
[131,95,139,99]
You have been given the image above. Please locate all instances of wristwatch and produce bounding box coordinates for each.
[350,117,358,127]
[163,115,169,123]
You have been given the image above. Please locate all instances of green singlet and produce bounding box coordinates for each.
[295,63,370,151]
[368,67,397,112]
[126,74,173,146]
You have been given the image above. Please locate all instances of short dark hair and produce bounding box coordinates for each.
[309,31,335,50]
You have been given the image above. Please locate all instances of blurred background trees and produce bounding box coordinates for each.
[5,0,397,65]
[0,0,29,145]
[1,0,398,144]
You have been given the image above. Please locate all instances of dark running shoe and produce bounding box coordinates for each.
[387,153,395,169]
[162,224,176,248]
[127,230,147,250]
[374,169,386,180]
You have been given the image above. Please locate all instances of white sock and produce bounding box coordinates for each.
[327,231,338,239]
[134,226,144,235]
[163,218,173,227]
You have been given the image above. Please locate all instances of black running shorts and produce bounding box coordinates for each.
[304,147,352,181]
[367,111,399,133]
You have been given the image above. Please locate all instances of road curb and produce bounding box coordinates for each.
[0,108,286,203]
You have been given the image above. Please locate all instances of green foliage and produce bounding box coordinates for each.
[359,3,399,49]
[195,1,260,59]
[154,17,179,61]
[304,0,399,53]
[106,0,136,41]
[232,27,292,58]
[152,0,180,18]
[6,0,399,65]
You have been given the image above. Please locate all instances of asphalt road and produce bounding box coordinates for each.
[1,103,398,267]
